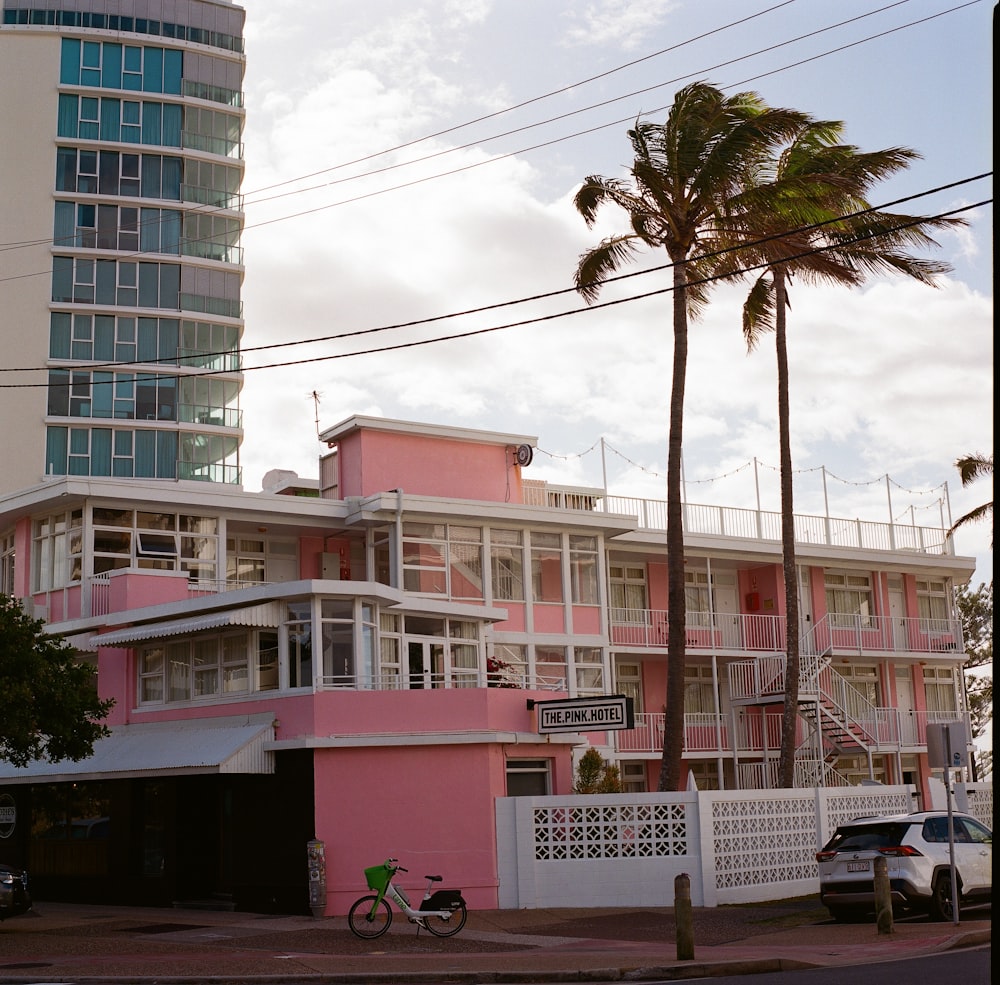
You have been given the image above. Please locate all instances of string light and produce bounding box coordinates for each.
[535,438,953,503]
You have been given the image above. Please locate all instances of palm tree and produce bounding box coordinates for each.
[948,454,993,547]
[572,81,809,791]
[740,122,966,787]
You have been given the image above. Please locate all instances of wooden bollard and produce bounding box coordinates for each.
[675,872,694,960]
[874,856,894,935]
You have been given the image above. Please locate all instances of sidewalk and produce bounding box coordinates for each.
[0,897,990,984]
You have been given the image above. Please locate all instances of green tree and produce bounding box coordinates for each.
[947,454,993,547]
[739,122,963,787]
[955,581,992,781]
[573,81,808,791]
[0,594,113,768]
[573,748,622,793]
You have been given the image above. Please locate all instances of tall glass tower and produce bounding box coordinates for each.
[0,0,246,495]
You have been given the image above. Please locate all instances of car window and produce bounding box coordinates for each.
[923,817,951,843]
[830,823,908,850]
[957,818,992,845]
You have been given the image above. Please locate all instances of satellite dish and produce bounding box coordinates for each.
[514,444,533,467]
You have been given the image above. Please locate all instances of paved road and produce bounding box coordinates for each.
[0,896,990,983]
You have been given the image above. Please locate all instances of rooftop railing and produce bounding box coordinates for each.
[523,486,952,556]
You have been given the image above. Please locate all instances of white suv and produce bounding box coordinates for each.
[815,810,992,922]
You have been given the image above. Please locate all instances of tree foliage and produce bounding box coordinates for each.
[573,81,810,791]
[948,453,993,547]
[956,581,993,780]
[573,748,623,794]
[0,594,114,768]
[739,122,963,787]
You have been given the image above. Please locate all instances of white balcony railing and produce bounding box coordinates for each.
[610,608,786,652]
[521,487,952,556]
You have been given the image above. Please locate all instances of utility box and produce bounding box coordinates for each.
[926,722,970,770]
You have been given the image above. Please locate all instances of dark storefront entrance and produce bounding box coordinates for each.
[5,750,314,914]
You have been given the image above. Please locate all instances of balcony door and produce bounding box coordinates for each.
[713,575,739,647]
[407,639,445,688]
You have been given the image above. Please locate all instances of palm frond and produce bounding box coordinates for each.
[946,454,993,545]
[573,235,641,303]
[956,453,994,486]
[742,275,775,351]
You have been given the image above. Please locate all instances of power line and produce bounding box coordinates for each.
[0,0,983,266]
[0,188,989,387]
[235,0,940,211]
[0,177,988,377]
[238,0,806,201]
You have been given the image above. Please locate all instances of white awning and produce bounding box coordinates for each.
[89,602,282,647]
[0,715,275,785]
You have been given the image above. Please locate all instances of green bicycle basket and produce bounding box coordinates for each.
[364,863,392,892]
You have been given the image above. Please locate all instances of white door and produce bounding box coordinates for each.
[713,579,740,648]
[889,581,907,650]
[797,567,814,651]
[894,667,917,745]
[407,640,445,688]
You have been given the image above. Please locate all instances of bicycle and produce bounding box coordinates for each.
[347,857,467,938]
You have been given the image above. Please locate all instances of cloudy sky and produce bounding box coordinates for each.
[234,0,992,586]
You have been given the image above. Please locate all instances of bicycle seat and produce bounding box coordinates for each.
[425,874,443,882]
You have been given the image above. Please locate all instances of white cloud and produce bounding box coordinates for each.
[235,0,993,586]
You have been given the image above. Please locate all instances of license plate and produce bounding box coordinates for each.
[847,861,870,872]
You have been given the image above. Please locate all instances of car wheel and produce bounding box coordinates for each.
[930,872,958,922]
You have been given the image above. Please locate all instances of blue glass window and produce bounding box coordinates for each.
[47,371,69,416]
[55,147,77,191]
[164,49,182,94]
[52,257,74,303]
[46,427,69,476]
[95,316,116,361]
[121,101,141,143]
[91,429,112,476]
[142,47,163,93]
[141,102,161,145]
[99,98,120,141]
[81,41,101,86]
[50,313,72,358]
[102,43,122,89]
[80,98,99,139]
[59,39,80,85]
[57,95,78,137]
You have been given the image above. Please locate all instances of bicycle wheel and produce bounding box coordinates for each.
[347,895,392,938]
[422,902,467,937]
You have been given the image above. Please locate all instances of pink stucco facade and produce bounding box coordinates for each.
[0,414,978,914]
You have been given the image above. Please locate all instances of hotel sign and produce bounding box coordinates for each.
[529,695,635,734]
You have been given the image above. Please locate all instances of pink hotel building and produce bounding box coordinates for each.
[0,0,977,915]
[0,414,978,913]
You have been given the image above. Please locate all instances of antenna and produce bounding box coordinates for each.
[308,390,323,438]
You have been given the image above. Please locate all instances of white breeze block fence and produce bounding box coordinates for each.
[495,782,993,909]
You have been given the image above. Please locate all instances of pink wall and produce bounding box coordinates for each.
[571,605,601,634]
[97,648,133,725]
[299,535,325,578]
[107,570,191,611]
[533,604,565,633]
[740,565,781,616]
[647,562,668,609]
[307,686,578,911]
[496,602,526,632]
[336,430,527,502]
[307,686,546,738]
[315,742,512,912]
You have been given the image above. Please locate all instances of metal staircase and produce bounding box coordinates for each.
[728,620,901,786]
